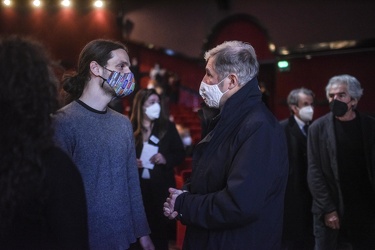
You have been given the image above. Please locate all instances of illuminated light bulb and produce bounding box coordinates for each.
[61,0,70,7]
[93,0,104,8]
[32,0,41,7]
[3,0,12,6]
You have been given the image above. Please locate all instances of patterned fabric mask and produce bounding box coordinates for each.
[102,69,135,98]
[199,76,229,108]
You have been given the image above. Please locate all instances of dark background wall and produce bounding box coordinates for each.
[1,0,374,120]
[121,0,375,58]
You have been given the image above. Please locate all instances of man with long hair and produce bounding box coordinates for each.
[52,39,154,250]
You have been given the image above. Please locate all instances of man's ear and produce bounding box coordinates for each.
[290,105,298,115]
[351,98,358,108]
[90,61,101,76]
[228,74,239,90]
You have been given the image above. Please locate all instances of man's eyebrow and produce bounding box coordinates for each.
[329,91,346,95]
[328,92,346,97]
[116,60,129,66]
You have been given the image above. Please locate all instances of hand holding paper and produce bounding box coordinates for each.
[140,142,159,170]
[140,142,159,179]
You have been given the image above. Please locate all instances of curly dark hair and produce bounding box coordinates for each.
[0,35,59,234]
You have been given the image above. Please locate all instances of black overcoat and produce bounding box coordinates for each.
[280,116,313,241]
[175,78,289,250]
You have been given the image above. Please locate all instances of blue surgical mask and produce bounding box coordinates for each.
[101,68,135,98]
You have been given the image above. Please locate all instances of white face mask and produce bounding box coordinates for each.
[298,105,314,122]
[145,103,161,120]
[199,76,229,108]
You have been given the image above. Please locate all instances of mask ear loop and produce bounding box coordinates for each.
[100,77,106,88]
[98,67,114,88]
[95,74,107,88]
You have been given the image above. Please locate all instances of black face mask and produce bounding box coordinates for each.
[329,99,350,117]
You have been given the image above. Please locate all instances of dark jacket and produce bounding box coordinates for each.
[175,78,289,250]
[307,112,375,217]
[280,116,313,241]
[1,147,89,250]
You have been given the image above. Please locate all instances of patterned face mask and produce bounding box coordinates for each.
[101,68,135,98]
[199,76,229,108]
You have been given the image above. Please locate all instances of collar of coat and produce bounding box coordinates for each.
[220,77,262,118]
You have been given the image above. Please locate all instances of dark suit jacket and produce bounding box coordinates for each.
[307,112,375,217]
[280,116,313,241]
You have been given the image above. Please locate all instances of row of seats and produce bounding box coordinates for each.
[174,157,192,249]
[169,104,202,145]
[170,105,199,249]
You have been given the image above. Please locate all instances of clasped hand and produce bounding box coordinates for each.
[163,188,184,219]
[324,211,340,230]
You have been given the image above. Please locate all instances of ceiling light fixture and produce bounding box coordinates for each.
[3,0,11,6]
[93,0,104,8]
[32,0,41,7]
[61,0,70,7]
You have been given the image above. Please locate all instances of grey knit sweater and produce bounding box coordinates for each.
[52,100,150,250]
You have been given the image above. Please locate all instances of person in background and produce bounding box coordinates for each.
[52,39,154,250]
[308,74,375,250]
[165,72,181,104]
[163,40,289,250]
[130,88,185,250]
[280,87,315,250]
[0,35,89,249]
[176,123,194,157]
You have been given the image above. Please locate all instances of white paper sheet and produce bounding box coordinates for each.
[140,142,159,170]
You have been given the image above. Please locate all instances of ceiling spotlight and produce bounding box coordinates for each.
[61,0,70,7]
[3,0,12,6]
[32,0,41,7]
[93,0,104,8]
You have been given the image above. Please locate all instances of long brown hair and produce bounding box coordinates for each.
[62,39,127,104]
[130,88,169,147]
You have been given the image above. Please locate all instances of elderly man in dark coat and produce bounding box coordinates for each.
[163,41,289,250]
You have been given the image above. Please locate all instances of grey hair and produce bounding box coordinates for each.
[325,74,363,101]
[204,41,259,86]
[287,87,315,106]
